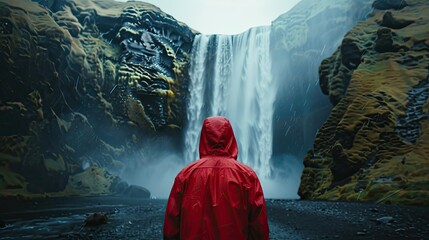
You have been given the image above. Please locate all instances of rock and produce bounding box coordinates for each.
[0,102,31,135]
[26,152,69,193]
[376,216,394,224]
[84,213,108,227]
[113,3,195,130]
[0,220,5,228]
[381,12,414,29]
[0,19,12,34]
[373,0,408,10]
[374,28,395,53]
[109,178,129,194]
[0,0,194,198]
[341,38,362,69]
[369,208,379,213]
[270,0,373,158]
[299,0,429,205]
[123,185,151,199]
[64,167,116,195]
[396,77,429,143]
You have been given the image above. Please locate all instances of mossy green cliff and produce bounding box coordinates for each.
[0,0,195,197]
[299,0,429,205]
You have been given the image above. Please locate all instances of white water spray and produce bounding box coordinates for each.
[184,26,275,178]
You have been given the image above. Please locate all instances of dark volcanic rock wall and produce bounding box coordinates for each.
[111,5,194,130]
[0,0,195,197]
[299,0,429,205]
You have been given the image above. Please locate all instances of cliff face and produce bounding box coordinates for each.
[270,0,372,159]
[0,0,194,197]
[299,0,429,205]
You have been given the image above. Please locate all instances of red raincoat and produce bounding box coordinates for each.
[163,116,269,240]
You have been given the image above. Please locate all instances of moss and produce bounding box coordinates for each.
[0,166,26,191]
[127,96,155,130]
[64,167,116,196]
[43,156,66,172]
[300,0,429,205]
[392,190,429,205]
[0,153,20,164]
[365,183,396,199]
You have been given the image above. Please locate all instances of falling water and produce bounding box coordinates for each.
[184,26,275,178]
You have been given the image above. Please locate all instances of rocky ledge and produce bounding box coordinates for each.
[299,0,429,205]
[0,0,195,198]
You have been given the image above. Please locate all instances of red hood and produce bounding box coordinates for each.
[199,116,238,159]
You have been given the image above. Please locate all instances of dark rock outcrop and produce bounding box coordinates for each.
[374,28,396,53]
[0,0,194,198]
[299,0,429,205]
[123,185,151,199]
[380,11,414,29]
[396,76,429,143]
[84,213,108,227]
[373,0,408,10]
[110,5,194,130]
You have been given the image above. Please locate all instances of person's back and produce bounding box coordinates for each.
[163,116,269,240]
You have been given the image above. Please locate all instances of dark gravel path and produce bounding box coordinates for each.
[0,197,428,239]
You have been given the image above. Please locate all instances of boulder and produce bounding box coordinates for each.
[109,178,129,194]
[123,185,151,199]
[84,213,108,227]
[374,28,395,53]
[64,167,116,195]
[373,0,408,10]
[380,11,414,29]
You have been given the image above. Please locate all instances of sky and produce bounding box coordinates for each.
[116,0,301,34]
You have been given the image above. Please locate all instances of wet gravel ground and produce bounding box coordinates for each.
[266,199,429,240]
[0,197,428,239]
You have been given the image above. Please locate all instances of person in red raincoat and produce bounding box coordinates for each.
[163,116,269,240]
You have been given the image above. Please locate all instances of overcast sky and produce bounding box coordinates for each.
[116,0,301,34]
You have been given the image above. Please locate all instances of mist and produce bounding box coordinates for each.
[118,135,303,199]
[114,0,372,200]
[260,154,303,199]
[119,136,186,199]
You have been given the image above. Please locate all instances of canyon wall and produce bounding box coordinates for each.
[0,0,194,197]
[299,0,429,205]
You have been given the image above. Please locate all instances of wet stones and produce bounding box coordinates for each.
[375,216,394,225]
[84,213,108,227]
[0,19,12,35]
[373,0,408,10]
[396,74,429,143]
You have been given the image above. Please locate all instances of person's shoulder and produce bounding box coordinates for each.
[232,160,258,178]
[175,159,205,180]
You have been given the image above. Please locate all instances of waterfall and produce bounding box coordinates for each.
[184,26,274,178]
